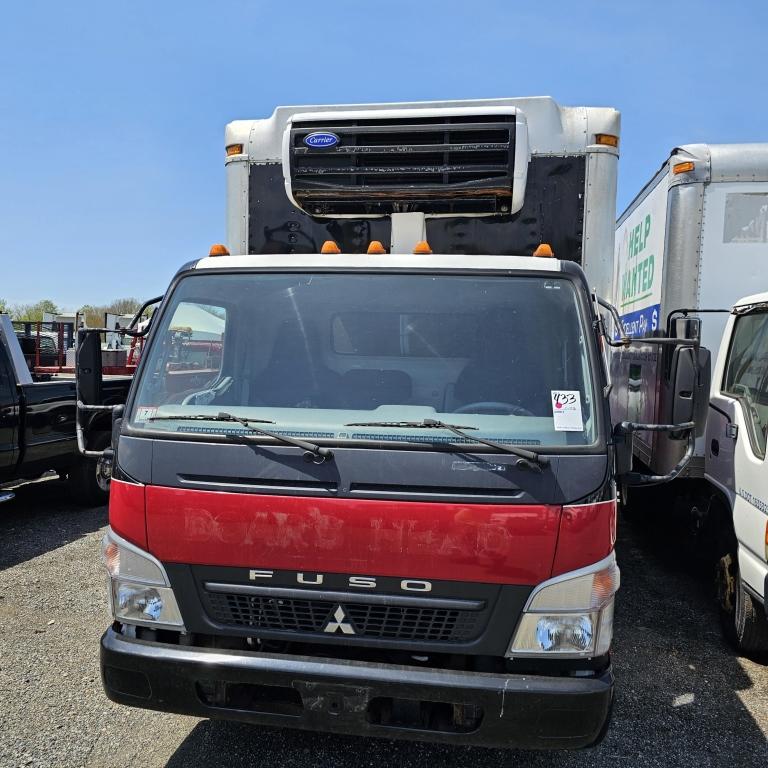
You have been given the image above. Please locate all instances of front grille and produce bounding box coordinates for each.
[206,592,483,642]
[287,113,517,216]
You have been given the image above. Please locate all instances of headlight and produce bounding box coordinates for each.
[507,552,619,658]
[101,530,185,630]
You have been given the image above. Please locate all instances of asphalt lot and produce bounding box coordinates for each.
[0,479,766,768]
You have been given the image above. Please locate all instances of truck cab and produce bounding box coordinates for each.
[707,293,768,652]
[101,249,620,749]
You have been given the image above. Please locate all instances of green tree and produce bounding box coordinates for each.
[78,304,103,329]
[106,297,143,316]
[10,299,60,322]
[0,298,8,315]
[78,298,147,328]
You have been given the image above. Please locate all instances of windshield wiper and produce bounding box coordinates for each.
[148,413,275,425]
[148,411,332,463]
[217,412,333,463]
[345,418,548,470]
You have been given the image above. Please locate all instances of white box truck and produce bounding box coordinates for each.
[605,143,768,479]
[591,143,768,652]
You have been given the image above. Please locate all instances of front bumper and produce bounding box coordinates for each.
[101,628,614,750]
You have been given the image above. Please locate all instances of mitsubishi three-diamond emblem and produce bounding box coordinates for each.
[323,605,355,634]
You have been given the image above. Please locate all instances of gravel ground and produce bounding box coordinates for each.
[0,479,766,768]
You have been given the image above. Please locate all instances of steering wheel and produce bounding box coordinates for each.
[453,401,535,417]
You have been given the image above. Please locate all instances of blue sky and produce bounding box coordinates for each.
[1,0,765,309]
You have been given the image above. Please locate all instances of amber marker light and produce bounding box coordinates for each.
[226,143,244,156]
[533,243,555,258]
[367,240,387,255]
[102,540,120,577]
[321,240,341,254]
[595,134,619,148]
[209,244,230,256]
[413,240,432,255]
[673,161,695,175]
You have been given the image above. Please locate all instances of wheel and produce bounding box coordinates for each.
[716,540,768,654]
[68,431,112,507]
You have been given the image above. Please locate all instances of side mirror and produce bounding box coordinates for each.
[670,346,696,426]
[614,424,634,477]
[692,347,711,434]
[669,345,711,438]
[76,330,103,405]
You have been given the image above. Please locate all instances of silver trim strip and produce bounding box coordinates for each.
[204,582,485,611]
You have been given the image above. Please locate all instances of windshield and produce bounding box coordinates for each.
[128,271,598,448]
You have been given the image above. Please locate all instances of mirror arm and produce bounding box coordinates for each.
[666,307,730,337]
[79,295,163,339]
[614,420,696,487]
[594,295,631,347]
[127,295,163,330]
[594,295,702,349]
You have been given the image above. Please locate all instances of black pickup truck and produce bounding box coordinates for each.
[0,315,131,505]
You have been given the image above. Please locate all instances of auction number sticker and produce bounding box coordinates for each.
[551,391,583,431]
[135,406,157,422]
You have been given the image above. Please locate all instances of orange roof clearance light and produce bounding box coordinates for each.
[321,240,341,254]
[533,243,555,258]
[673,161,695,175]
[595,134,619,148]
[226,143,244,156]
[413,240,432,255]
[209,244,230,257]
[367,240,387,255]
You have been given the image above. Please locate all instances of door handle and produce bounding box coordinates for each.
[711,439,719,457]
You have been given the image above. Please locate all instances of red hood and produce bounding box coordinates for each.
[110,481,615,586]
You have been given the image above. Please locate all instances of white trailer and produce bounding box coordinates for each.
[602,144,768,478]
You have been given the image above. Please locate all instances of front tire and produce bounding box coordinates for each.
[68,432,112,507]
[716,543,768,655]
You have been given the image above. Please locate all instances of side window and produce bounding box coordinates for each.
[722,312,768,458]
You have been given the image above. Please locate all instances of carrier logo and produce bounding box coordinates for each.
[303,131,340,149]
[324,605,355,634]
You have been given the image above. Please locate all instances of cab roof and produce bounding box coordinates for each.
[193,253,562,272]
[733,290,768,309]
